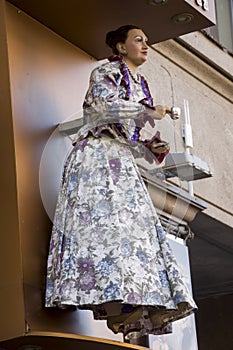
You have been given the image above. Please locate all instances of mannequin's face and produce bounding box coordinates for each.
[117,29,149,72]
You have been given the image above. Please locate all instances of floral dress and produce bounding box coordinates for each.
[45,55,197,339]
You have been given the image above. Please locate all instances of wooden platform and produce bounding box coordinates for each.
[0,331,149,350]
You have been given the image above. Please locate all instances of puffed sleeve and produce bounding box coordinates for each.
[74,63,168,165]
[82,64,146,125]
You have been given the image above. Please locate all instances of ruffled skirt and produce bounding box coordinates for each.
[45,134,197,338]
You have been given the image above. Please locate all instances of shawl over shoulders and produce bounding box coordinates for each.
[73,60,146,143]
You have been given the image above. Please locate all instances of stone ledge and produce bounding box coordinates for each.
[179,31,233,79]
[141,168,207,223]
[152,37,233,103]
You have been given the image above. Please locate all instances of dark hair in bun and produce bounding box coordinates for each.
[106,25,140,55]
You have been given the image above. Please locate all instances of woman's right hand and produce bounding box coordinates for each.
[136,105,171,128]
[152,105,171,120]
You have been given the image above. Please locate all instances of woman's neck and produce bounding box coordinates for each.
[122,58,138,73]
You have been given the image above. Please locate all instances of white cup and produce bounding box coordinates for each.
[170,106,181,120]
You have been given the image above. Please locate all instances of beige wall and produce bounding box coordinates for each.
[0,0,25,340]
[139,35,233,227]
[5,2,100,336]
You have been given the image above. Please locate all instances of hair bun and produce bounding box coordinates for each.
[105,30,116,48]
[105,25,140,55]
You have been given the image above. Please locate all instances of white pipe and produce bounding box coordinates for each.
[183,99,194,195]
[183,99,193,149]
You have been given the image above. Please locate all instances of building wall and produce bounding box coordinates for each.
[5,2,101,336]
[140,34,233,228]
[0,0,25,340]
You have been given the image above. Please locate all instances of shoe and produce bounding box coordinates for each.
[107,307,143,334]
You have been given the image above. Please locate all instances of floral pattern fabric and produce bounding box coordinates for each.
[45,58,197,338]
